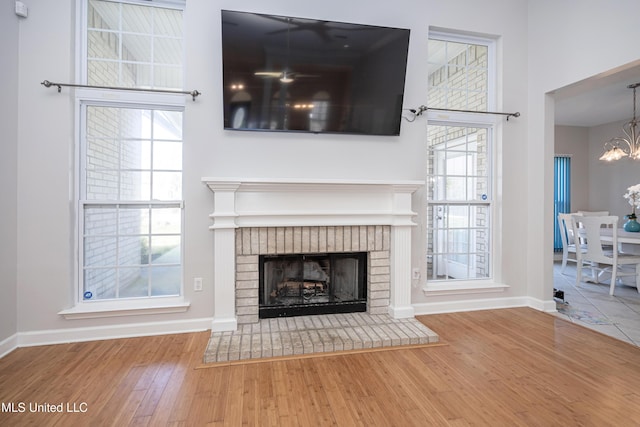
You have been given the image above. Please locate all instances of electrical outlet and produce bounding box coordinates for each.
[412,268,420,280]
[194,277,203,292]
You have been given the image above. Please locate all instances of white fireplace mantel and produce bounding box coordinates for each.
[202,177,424,332]
[202,177,423,228]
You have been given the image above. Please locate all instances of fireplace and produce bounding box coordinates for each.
[203,178,422,332]
[259,252,367,318]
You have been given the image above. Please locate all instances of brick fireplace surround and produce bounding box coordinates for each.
[203,178,423,332]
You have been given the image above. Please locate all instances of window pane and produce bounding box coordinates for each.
[119,236,148,266]
[428,39,489,111]
[154,110,183,139]
[88,31,119,59]
[84,268,116,299]
[84,237,117,266]
[87,0,183,89]
[122,34,152,62]
[88,0,118,30]
[151,207,181,234]
[122,4,151,33]
[155,38,182,65]
[88,60,119,86]
[119,207,148,235]
[152,172,182,200]
[151,236,180,264]
[119,267,148,297]
[121,139,151,170]
[84,206,117,235]
[119,108,148,138]
[446,177,467,200]
[87,107,120,137]
[448,205,469,228]
[153,140,182,170]
[120,171,151,200]
[150,266,181,296]
[87,137,119,170]
[86,169,119,200]
[154,8,183,37]
[123,63,152,88]
[153,66,182,89]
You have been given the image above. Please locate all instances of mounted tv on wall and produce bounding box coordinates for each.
[221,10,411,136]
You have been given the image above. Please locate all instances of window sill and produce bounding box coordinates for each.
[423,281,509,297]
[58,297,190,320]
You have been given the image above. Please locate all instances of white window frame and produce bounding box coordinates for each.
[60,0,188,319]
[423,31,507,296]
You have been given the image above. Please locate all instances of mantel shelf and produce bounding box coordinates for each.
[202,177,424,193]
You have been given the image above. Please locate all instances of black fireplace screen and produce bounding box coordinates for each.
[259,252,367,318]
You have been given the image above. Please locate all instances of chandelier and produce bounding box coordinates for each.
[599,82,640,161]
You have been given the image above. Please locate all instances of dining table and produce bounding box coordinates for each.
[596,228,640,245]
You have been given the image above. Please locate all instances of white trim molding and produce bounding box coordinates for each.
[15,317,212,348]
[0,334,18,359]
[423,281,509,297]
[58,298,190,320]
[413,296,530,315]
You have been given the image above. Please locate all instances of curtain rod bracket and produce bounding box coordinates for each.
[42,80,62,93]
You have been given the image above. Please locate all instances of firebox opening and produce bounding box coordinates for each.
[259,252,367,318]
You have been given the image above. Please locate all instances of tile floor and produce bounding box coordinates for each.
[553,260,640,346]
[203,312,440,364]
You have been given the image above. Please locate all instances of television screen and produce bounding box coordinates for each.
[221,10,410,136]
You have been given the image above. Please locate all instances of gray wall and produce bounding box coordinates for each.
[588,119,640,220]
[555,121,640,221]
[0,0,19,344]
[9,0,530,338]
[554,126,589,213]
[11,0,640,340]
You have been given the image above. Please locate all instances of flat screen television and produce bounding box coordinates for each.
[221,10,411,136]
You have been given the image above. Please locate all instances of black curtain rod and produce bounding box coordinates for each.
[410,105,520,121]
[41,80,201,101]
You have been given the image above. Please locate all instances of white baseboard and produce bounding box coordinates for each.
[15,317,213,348]
[0,333,18,359]
[412,296,552,315]
[2,298,559,357]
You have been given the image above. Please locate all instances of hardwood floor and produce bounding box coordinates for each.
[1,308,640,426]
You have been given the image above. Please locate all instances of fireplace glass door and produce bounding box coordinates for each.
[259,252,367,318]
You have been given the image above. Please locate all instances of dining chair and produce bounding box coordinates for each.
[557,213,581,274]
[577,210,609,216]
[571,215,640,296]
[577,211,611,228]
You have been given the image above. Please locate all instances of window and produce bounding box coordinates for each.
[426,32,496,282]
[81,106,183,300]
[554,156,571,251]
[76,0,185,305]
[86,0,183,89]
